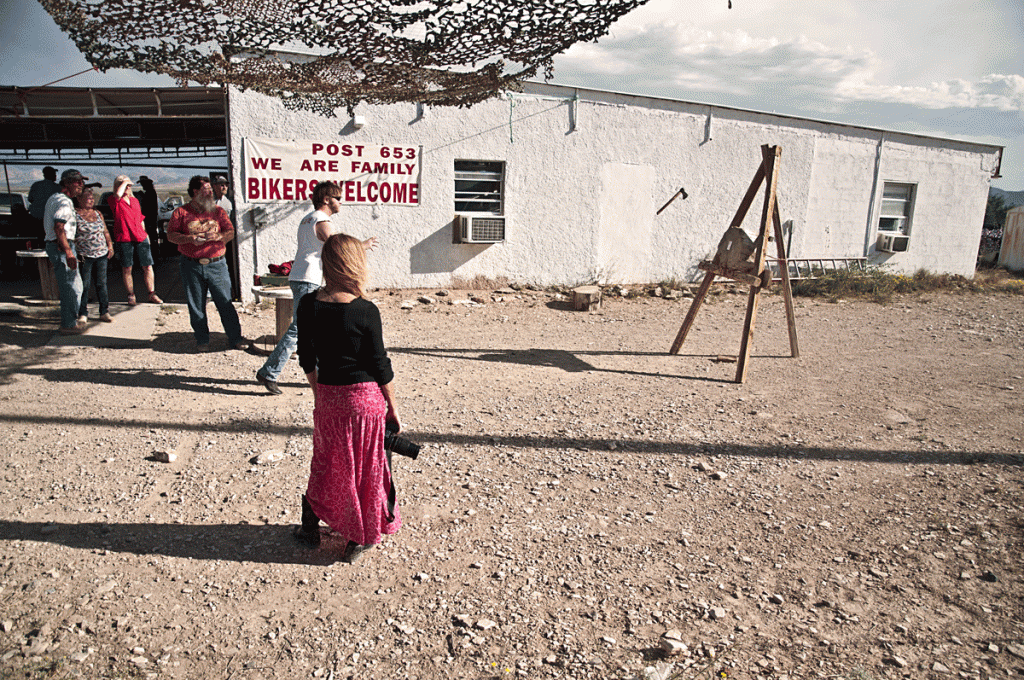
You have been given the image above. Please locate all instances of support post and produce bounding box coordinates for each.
[669,271,715,354]
[735,145,781,383]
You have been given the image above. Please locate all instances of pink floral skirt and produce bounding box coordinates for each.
[306,382,400,546]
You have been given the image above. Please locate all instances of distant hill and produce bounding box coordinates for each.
[991,187,1024,208]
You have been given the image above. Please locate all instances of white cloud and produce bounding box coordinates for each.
[839,74,1024,112]
[556,22,1024,114]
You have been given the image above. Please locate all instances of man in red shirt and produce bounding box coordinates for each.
[166,176,246,350]
[109,175,162,305]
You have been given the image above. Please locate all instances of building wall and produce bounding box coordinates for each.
[227,83,1001,299]
[999,206,1024,271]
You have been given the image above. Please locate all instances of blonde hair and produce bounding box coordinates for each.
[115,174,133,196]
[74,187,95,209]
[321,233,367,297]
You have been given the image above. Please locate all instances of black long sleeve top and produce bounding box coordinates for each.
[296,294,394,386]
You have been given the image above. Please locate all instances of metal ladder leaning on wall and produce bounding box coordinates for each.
[766,257,868,282]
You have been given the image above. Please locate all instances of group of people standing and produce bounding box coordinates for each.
[33,167,242,345]
[38,168,401,562]
[38,168,162,334]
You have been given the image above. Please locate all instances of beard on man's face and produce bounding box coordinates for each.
[193,193,217,213]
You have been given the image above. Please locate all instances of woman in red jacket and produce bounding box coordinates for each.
[109,175,162,305]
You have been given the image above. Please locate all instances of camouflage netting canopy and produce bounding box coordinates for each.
[41,0,651,116]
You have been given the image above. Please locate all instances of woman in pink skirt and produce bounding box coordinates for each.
[293,234,402,562]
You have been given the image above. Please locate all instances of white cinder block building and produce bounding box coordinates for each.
[226,81,1003,300]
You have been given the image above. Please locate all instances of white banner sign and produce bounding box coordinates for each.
[243,137,421,206]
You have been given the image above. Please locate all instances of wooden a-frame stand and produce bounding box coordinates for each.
[669,144,799,383]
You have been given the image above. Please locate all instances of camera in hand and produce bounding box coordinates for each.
[384,423,421,460]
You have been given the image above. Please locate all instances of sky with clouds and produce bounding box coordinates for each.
[1,0,1021,189]
[551,0,1023,189]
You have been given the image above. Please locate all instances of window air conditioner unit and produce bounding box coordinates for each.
[455,214,505,243]
[877,233,910,253]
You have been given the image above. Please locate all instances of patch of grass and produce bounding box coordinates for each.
[657,277,688,292]
[790,266,1024,304]
[449,274,510,291]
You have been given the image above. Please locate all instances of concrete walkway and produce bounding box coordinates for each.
[46,302,163,349]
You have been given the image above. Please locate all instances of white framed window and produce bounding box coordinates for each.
[455,160,504,214]
[878,182,915,235]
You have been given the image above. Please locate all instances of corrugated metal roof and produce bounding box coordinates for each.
[0,86,226,153]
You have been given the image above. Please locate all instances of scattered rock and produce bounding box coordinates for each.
[153,450,177,463]
[252,450,283,465]
[70,648,94,663]
[659,637,688,656]
[1006,644,1024,660]
[23,637,49,655]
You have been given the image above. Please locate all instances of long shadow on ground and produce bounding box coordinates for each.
[0,411,1018,468]
[0,520,348,566]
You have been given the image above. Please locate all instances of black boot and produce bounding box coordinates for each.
[293,494,321,548]
[343,541,373,564]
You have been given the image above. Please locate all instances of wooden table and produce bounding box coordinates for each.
[16,249,58,301]
[251,285,294,343]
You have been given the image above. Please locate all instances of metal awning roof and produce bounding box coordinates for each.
[0,86,227,162]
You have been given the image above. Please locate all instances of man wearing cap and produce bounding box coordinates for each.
[28,166,61,236]
[137,175,160,249]
[43,169,87,334]
[210,174,239,295]
[211,174,233,217]
[166,175,246,351]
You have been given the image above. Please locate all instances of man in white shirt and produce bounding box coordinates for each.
[255,180,376,394]
[43,169,87,334]
[211,174,233,219]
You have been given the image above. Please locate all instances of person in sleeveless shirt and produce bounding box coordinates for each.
[73,187,114,323]
[256,180,377,394]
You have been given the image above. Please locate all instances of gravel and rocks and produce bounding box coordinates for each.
[0,287,1022,680]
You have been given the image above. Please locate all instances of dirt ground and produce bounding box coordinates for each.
[0,285,1022,680]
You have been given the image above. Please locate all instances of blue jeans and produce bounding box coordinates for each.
[78,255,110,317]
[259,280,319,381]
[45,240,84,329]
[178,256,241,345]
